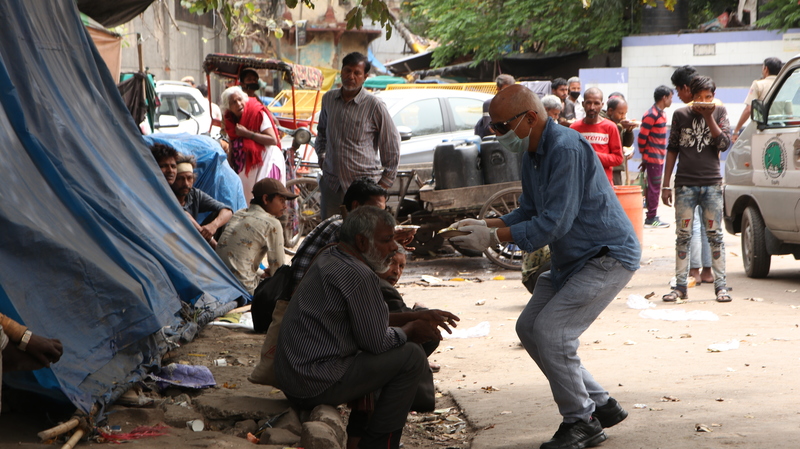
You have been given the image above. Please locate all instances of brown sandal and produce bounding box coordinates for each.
[662,289,687,302]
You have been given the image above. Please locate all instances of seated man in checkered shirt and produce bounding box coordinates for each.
[290,178,414,287]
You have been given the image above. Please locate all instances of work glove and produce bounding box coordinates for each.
[449,218,486,229]
[449,226,500,253]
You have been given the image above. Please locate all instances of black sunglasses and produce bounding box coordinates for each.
[489,110,529,135]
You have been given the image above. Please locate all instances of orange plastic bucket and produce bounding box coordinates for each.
[613,185,644,247]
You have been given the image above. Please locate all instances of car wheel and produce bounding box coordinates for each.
[742,206,771,278]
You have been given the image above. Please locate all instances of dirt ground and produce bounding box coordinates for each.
[2,213,800,448]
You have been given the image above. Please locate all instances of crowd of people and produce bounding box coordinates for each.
[4,48,786,449]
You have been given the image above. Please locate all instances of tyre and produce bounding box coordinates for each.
[284,177,321,250]
[479,187,524,270]
[741,206,771,278]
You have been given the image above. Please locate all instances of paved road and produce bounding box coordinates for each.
[397,208,800,449]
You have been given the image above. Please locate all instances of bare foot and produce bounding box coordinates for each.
[700,267,714,284]
[689,268,700,279]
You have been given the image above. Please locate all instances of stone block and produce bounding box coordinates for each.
[260,427,301,446]
[193,391,290,421]
[231,419,258,438]
[162,403,204,428]
[272,407,303,436]
[309,404,346,447]
[301,421,341,449]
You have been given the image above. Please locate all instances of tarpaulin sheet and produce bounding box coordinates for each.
[143,134,248,220]
[0,1,248,413]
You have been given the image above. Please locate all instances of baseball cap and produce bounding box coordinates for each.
[252,178,299,200]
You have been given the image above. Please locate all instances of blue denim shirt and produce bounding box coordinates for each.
[501,119,641,291]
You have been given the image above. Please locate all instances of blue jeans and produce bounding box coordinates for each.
[690,206,712,269]
[674,186,726,291]
[515,256,635,422]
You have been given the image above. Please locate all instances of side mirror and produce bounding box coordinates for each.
[751,99,766,130]
[397,126,413,141]
[155,115,180,128]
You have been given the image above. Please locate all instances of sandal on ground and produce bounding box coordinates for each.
[715,288,732,303]
[662,289,687,302]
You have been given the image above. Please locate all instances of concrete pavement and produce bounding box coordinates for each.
[399,209,800,448]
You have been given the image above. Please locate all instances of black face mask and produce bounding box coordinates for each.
[244,83,260,91]
[569,91,581,100]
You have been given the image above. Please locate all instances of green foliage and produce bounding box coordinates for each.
[410,0,633,67]
[756,0,800,32]
[180,0,394,41]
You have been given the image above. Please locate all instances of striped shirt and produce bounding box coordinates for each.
[638,105,667,164]
[274,246,407,398]
[316,87,400,191]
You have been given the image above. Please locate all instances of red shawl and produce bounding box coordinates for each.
[224,97,281,175]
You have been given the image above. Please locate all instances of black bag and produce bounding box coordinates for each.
[251,265,293,333]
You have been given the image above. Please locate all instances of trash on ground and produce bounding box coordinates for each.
[639,309,719,322]
[148,363,216,390]
[444,321,490,339]
[186,420,204,432]
[661,396,680,402]
[695,423,712,432]
[627,294,656,309]
[707,339,740,352]
[624,340,637,345]
[208,311,254,330]
[475,299,486,306]
[633,404,647,409]
[421,275,443,284]
[492,275,505,280]
[744,297,764,302]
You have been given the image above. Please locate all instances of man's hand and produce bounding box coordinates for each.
[199,224,218,240]
[401,319,442,344]
[691,103,716,121]
[661,187,673,207]
[449,218,486,230]
[21,334,63,368]
[449,226,499,252]
[415,309,459,334]
[394,228,417,249]
[732,129,741,143]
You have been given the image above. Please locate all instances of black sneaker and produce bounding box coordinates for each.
[592,397,628,428]
[540,418,607,449]
[644,217,670,228]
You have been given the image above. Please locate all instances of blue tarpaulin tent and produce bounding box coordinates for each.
[0,0,248,413]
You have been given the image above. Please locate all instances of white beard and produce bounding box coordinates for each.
[364,242,392,274]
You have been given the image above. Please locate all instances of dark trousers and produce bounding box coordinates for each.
[644,161,664,220]
[285,343,427,449]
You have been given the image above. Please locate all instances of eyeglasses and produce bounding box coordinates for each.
[489,110,529,135]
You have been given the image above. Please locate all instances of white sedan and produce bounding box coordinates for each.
[375,89,492,164]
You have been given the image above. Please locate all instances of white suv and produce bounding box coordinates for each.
[145,81,218,137]
[724,54,800,277]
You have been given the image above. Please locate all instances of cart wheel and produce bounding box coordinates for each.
[479,187,524,270]
[284,177,321,250]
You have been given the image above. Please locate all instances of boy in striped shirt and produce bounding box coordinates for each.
[638,85,673,228]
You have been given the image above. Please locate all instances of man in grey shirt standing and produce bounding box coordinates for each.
[316,52,401,219]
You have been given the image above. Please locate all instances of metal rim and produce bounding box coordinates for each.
[479,187,524,270]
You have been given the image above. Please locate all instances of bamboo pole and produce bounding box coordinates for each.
[60,429,84,449]
[37,418,79,441]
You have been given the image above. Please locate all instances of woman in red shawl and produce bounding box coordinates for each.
[221,86,284,202]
